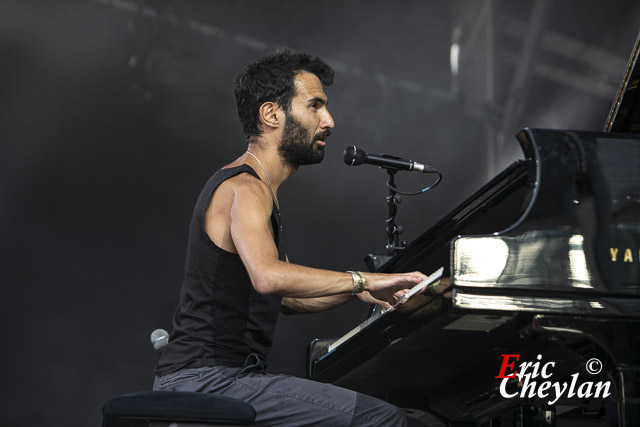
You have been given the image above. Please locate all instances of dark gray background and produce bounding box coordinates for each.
[1,1,638,425]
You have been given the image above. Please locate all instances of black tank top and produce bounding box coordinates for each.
[155,165,286,376]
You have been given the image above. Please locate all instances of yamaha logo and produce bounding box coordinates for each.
[609,247,640,263]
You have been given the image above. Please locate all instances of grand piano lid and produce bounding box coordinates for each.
[452,128,640,297]
[605,30,640,133]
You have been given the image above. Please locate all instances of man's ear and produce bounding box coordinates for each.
[258,102,282,130]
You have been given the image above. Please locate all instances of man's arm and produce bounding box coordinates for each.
[281,289,409,314]
[282,278,452,314]
[230,178,426,308]
[281,295,352,314]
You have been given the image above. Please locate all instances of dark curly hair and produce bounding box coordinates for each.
[233,48,335,138]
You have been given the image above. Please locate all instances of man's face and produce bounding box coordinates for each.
[278,71,334,168]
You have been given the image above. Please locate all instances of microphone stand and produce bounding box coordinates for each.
[385,169,406,254]
[353,150,441,272]
[365,165,407,272]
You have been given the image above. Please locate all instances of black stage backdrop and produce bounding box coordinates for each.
[1,1,638,425]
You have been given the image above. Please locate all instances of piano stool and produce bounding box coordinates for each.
[101,391,256,426]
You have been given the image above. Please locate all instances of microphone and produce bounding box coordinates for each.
[343,146,438,173]
[150,328,169,350]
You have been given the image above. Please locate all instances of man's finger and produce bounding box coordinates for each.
[375,299,392,309]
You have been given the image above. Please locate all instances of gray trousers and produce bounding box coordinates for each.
[153,356,406,426]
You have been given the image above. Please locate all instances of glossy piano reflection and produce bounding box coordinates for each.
[453,232,595,288]
[452,129,640,294]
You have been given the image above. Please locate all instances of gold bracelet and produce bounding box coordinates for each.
[347,270,366,294]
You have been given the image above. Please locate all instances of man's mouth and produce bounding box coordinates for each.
[314,131,331,147]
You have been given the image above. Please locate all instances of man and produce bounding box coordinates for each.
[154,49,430,426]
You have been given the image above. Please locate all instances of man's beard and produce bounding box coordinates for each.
[278,112,329,168]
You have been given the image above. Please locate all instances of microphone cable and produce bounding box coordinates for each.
[386,170,443,196]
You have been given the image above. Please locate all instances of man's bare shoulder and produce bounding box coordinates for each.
[219,170,272,208]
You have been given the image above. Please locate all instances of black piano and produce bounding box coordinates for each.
[308,33,640,426]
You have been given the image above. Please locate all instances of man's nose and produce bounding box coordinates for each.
[321,108,335,129]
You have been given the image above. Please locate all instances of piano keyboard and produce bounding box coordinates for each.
[326,267,444,354]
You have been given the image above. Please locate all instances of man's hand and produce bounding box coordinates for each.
[356,274,452,310]
[355,271,428,309]
[394,276,452,315]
